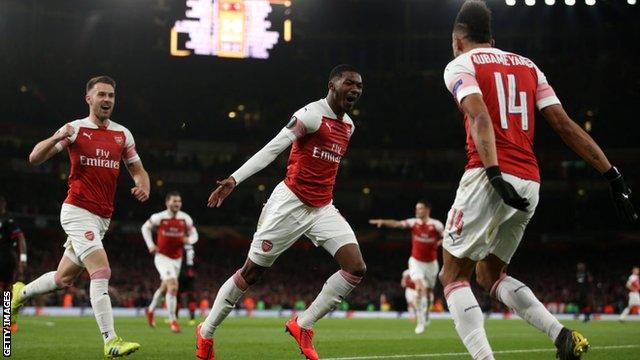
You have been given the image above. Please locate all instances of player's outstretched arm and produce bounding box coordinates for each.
[368,219,405,228]
[542,104,637,222]
[125,160,150,202]
[207,128,295,208]
[461,94,530,211]
[28,124,74,165]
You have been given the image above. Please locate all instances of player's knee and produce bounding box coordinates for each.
[345,261,366,278]
[89,267,111,280]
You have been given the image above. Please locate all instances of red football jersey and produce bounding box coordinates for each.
[401,218,443,262]
[55,118,140,218]
[444,47,561,182]
[147,210,194,259]
[284,99,354,207]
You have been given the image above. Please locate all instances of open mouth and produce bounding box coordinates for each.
[345,93,358,104]
[100,104,111,111]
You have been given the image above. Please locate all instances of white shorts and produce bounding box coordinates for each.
[405,288,417,306]
[443,168,539,263]
[61,203,111,266]
[408,257,439,289]
[248,181,358,267]
[154,253,182,281]
[629,292,640,306]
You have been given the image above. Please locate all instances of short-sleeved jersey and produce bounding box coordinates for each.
[55,118,140,219]
[444,47,561,182]
[401,217,444,262]
[401,269,416,290]
[627,274,640,293]
[283,99,355,207]
[147,210,194,259]
[0,214,23,260]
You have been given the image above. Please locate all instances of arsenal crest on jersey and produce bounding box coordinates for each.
[114,135,124,145]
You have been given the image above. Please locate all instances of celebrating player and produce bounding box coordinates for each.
[400,269,418,322]
[12,76,150,358]
[619,266,640,321]
[440,1,637,359]
[369,200,443,334]
[0,196,27,292]
[197,64,365,360]
[142,191,198,333]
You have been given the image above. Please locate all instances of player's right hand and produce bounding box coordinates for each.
[604,166,638,223]
[54,123,75,140]
[486,166,530,212]
[207,176,236,208]
[148,245,158,254]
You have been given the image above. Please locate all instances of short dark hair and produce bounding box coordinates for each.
[86,75,116,93]
[328,64,360,82]
[417,199,431,208]
[454,0,492,44]
[165,191,181,201]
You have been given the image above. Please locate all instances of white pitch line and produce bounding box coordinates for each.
[323,344,640,360]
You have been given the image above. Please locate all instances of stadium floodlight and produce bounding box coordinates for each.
[525,0,536,5]
[506,0,517,6]
[585,0,596,5]
[565,0,576,5]
[545,0,555,4]
[628,0,636,4]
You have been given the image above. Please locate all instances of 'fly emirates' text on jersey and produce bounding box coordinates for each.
[284,99,355,207]
[147,210,195,259]
[55,117,140,218]
[401,218,444,262]
[443,47,561,182]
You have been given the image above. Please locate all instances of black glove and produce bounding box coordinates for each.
[604,166,638,223]
[485,166,530,211]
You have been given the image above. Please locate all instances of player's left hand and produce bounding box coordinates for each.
[368,219,383,228]
[207,177,236,208]
[604,166,638,223]
[131,186,149,202]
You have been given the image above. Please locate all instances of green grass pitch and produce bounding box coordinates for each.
[9,316,640,359]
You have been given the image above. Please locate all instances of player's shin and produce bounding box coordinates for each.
[148,287,164,312]
[166,290,178,321]
[89,267,117,343]
[21,271,68,299]
[492,275,563,342]
[200,269,248,339]
[297,270,362,329]
[445,281,494,360]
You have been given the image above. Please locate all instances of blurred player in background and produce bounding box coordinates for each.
[142,191,198,333]
[440,1,637,360]
[400,269,417,321]
[178,243,197,326]
[0,196,27,292]
[198,64,365,360]
[619,266,640,322]
[575,262,593,322]
[369,200,443,334]
[12,75,149,358]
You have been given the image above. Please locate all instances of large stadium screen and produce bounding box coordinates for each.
[172,0,288,59]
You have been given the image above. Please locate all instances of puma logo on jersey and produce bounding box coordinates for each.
[324,122,332,132]
[83,132,93,140]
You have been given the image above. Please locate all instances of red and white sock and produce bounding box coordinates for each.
[166,291,178,322]
[297,270,361,329]
[90,268,117,343]
[445,281,494,360]
[200,269,248,339]
[492,275,563,342]
[148,288,164,312]
[21,271,65,299]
